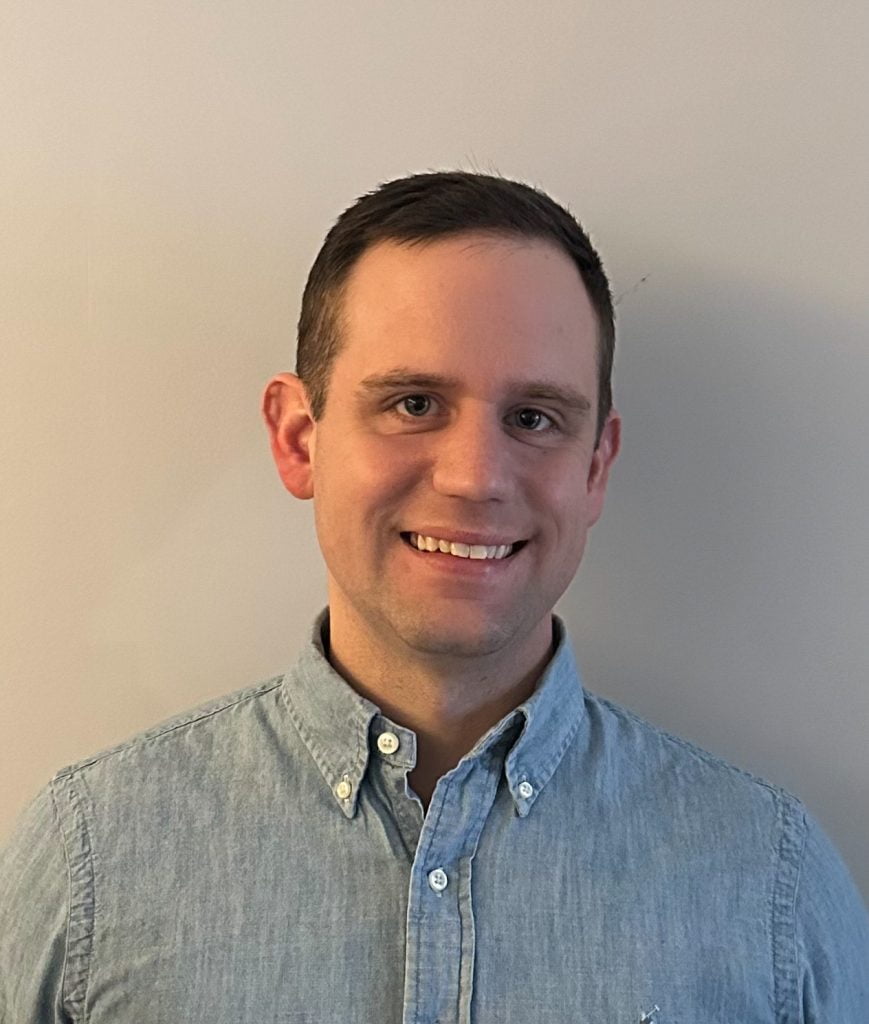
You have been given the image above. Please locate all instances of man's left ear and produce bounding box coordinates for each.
[261,373,317,499]
[586,409,621,526]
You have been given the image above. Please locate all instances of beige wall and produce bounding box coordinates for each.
[2,2,867,897]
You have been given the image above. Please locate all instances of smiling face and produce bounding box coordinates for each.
[269,232,620,672]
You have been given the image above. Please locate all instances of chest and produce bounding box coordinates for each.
[83,797,775,1024]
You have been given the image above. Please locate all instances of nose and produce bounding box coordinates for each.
[430,405,512,503]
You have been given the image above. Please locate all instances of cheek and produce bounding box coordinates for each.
[357,436,428,490]
[536,459,590,521]
[541,481,595,566]
[313,436,420,520]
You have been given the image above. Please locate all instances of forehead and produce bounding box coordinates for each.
[334,232,599,386]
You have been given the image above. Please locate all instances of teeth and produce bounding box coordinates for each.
[408,533,515,560]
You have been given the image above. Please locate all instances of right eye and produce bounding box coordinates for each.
[396,394,433,417]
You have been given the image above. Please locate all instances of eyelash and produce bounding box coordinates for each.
[389,395,558,433]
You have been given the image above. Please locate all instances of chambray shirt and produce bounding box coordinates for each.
[2,614,867,1023]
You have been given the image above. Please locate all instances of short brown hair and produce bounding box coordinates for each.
[297,171,614,443]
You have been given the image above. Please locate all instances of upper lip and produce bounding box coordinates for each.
[403,528,525,546]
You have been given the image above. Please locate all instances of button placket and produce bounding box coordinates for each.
[402,752,504,1023]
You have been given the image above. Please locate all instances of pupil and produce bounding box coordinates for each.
[405,395,429,415]
[519,409,540,428]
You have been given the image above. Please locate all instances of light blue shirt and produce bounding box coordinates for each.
[2,613,867,1022]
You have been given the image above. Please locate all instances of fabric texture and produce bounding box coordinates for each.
[2,612,867,1022]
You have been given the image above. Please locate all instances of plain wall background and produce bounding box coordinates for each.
[2,2,867,898]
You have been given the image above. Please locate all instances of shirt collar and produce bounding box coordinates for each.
[501,615,586,816]
[281,610,585,818]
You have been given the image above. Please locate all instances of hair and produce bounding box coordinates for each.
[296,170,614,444]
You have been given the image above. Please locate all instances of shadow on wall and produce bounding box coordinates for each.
[562,267,869,896]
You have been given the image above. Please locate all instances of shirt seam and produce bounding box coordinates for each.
[771,792,806,1023]
[52,677,286,777]
[51,771,98,1022]
[48,782,75,1023]
[593,693,792,799]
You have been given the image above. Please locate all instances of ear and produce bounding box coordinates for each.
[585,409,621,527]
[261,373,317,499]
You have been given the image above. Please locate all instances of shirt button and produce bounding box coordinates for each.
[377,732,400,755]
[428,868,448,893]
[518,780,534,800]
[334,778,352,800]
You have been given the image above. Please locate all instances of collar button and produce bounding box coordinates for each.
[377,732,400,755]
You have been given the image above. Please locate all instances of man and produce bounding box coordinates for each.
[1,171,866,1021]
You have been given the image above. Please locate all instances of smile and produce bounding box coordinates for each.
[403,532,524,561]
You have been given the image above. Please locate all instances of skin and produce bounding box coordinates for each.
[263,232,620,806]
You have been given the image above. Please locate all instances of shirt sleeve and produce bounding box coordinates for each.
[0,784,72,1023]
[794,808,869,1021]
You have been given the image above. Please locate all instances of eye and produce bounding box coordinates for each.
[397,394,433,417]
[511,407,555,431]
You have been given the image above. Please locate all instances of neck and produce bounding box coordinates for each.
[324,610,555,808]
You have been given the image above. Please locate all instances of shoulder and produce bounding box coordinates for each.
[45,673,296,827]
[38,671,304,914]
[581,688,794,808]
[571,688,818,886]
[55,673,288,780]
[0,672,296,1019]
[793,807,869,1008]
[566,691,869,1011]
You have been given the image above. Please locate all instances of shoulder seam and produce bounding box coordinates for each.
[53,676,286,776]
[591,692,791,799]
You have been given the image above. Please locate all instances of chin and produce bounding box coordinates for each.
[392,612,523,661]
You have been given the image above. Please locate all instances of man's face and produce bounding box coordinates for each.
[301,233,619,663]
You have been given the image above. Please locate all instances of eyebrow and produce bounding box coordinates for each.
[357,369,593,416]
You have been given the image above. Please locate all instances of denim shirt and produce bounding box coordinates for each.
[2,613,867,1023]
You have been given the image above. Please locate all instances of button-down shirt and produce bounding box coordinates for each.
[2,613,867,1022]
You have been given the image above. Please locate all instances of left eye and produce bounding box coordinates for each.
[512,408,553,431]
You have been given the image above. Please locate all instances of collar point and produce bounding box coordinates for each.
[337,799,358,820]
